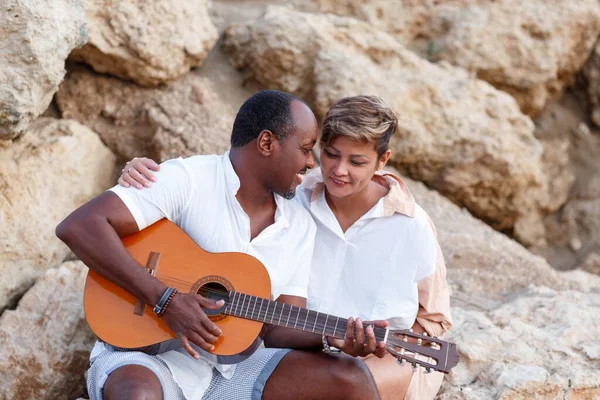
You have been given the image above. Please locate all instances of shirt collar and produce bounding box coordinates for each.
[301,168,415,218]
[223,150,241,196]
[222,150,290,228]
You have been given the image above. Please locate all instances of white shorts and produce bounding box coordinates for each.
[87,346,292,400]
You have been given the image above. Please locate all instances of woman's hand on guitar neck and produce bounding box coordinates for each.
[162,292,225,359]
[330,317,388,358]
[118,157,160,189]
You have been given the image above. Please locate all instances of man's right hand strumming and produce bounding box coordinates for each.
[162,292,224,359]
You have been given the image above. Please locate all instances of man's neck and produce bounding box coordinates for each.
[229,149,275,215]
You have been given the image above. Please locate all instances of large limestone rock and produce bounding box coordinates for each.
[558,196,600,260]
[580,39,600,128]
[430,0,600,116]
[223,7,560,245]
[403,174,598,303]
[0,118,116,311]
[532,96,600,271]
[69,0,218,87]
[56,65,233,163]
[403,173,600,397]
[438,288,600,399]
[581,252,600,275]
[0,0,87,139]
[294,0,445,44]
[296,0,600,116]
[0,261,95,400]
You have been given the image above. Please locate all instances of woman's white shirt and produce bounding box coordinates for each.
[295,169,438,330]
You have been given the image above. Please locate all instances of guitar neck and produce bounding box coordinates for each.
[224,291,387,343]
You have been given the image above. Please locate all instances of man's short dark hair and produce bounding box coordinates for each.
[231,90,302,148]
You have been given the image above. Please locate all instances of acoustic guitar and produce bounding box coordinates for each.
[84,219,459,373]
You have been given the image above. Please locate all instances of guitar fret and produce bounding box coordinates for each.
[245,294,252,318]
[232,292,238,315]
[302,308,308,330]
[250,295,257,320]
[264,301,270,322]
[239,293,247,318]
[257,298,264,322]
[225,292,232,314]
[312,311,319,332]
[277,303,283,326]
[333,317,339,338]
[240,293,246,318]
[294,307,300,329]
[323,314,329,335]
[286,305,292,327]
[271,302,276,324]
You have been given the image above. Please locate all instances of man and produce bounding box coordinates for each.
[57,90,383,400]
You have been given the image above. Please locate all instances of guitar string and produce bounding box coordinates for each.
[139,290,437,368]
[155,276,423,337]
[148,278,437,352]
[151,285,418,340]
[156,275,435,341]
[128,276,441,368]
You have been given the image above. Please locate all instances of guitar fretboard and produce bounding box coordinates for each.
[224,291,387,343]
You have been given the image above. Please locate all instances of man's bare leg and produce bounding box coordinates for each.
[262,350,384,400]
[103,365,163,400]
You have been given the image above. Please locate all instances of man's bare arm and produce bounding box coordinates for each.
[56,191,223,357]
[56,191,166,306]
[262,295,323,350]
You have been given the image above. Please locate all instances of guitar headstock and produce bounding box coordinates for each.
[385,329,459,374]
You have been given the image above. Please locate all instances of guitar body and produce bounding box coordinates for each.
[84,219,271,363]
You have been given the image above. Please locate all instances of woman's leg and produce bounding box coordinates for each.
[363,353,414,400]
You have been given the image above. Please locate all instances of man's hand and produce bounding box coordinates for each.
[330,317,388,358]
[161,293,225,359]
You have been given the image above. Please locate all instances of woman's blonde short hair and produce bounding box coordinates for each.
[320,96,398,158]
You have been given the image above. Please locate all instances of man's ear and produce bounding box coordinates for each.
[257,130,276,156]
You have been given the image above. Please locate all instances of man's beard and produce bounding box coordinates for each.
[281,188,296,200]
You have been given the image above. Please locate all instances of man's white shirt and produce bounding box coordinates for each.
[90,152,316,399]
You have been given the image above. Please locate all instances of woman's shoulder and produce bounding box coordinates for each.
[293,185,312,210]
[413,203,437,232]
[294,169,324,208]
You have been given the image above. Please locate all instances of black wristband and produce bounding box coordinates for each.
[153,287,176,316]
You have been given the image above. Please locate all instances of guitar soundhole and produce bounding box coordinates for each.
[197,282,229,321]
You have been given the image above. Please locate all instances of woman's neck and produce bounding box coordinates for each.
[326,182,372,215]
[325,179,389,228]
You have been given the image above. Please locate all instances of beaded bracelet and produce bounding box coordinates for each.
[322,334,340,354]
[153,287,178,317]
[159,288,178,317]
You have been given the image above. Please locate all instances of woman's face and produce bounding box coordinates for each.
[320,136,389,199]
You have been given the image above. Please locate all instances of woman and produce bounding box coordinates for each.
[119,95,452,399]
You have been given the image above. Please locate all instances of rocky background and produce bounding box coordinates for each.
[1,1,600,399]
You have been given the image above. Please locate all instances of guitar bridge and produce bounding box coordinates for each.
[134,252,161,316]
